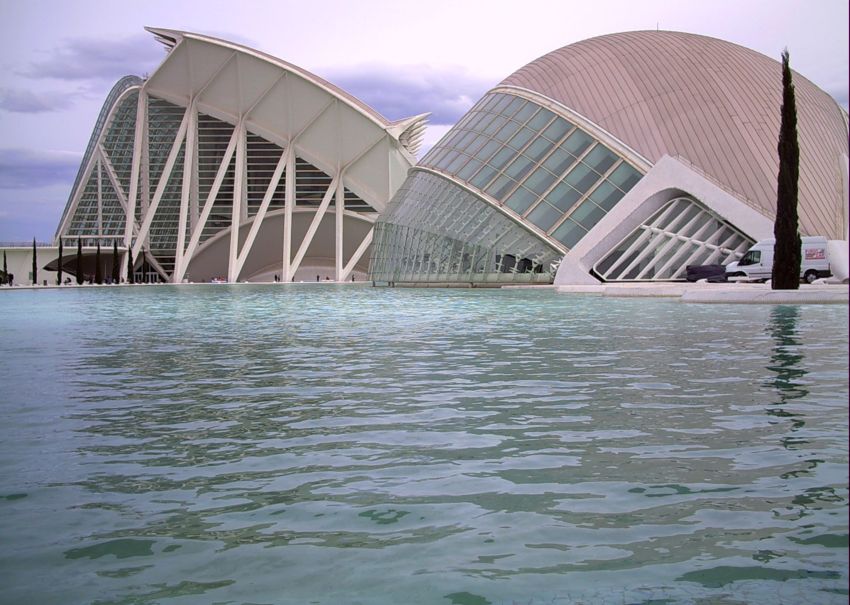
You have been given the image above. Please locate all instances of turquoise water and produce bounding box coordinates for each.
[0,285,847,605]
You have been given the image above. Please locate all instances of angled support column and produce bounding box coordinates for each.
[121,89,148,281]
[340,226,373,282]
[174,123,240,283]
[132,108,190,261]
[228,121,247,282]
[233,145,288,280]
[290,174,339,277]
[173,101,197,283]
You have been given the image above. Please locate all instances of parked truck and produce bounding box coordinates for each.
[725,236,831,283]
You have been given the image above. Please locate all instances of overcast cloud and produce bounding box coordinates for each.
[0,88,73,113]
[22,35,164,82]
[322,65,497,124]
[0,148,82,190]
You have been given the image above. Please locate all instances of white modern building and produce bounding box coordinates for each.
[55,28,427,283]
[369,31,849,285]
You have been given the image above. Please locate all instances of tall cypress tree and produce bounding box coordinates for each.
[95,242,103,284]
[32,238,38,286]
[3,250,7,284]
[772,49,801,290]
[141,247,148,283]
[112,241,120,284]
[57,238,64,285]
[127,246,135,284]
[76,238,84,285]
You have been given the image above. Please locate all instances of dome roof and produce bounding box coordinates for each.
[500,31,848,239]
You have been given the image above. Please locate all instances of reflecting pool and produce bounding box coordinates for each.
[0,285,847,604]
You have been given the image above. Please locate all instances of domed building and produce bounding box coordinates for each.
[369,31,849,285]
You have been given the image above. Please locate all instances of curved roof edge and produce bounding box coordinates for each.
[145,26,427,151]
[55,75,143,241]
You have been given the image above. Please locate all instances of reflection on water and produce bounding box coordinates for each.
[0,286,847,605]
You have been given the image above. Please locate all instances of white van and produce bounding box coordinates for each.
[725,236,831,283]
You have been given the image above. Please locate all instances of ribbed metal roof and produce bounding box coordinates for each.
[501,31,848,239]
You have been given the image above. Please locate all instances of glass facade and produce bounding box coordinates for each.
[372,91,644,284]
[593,197,754,281]
[370,171,561,284]
[62,95,374,279]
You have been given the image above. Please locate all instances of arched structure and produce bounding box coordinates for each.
[369,31,848,285]
[56,28,427,283]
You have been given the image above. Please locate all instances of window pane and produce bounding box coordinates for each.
[562,130,593,155]
[584,144,617,174]
[513,102,536,123]
[589,181,624,210]
[525,137,554,162]
[527,201,562,231]
[437,150,459,169]
[565,162,599,194]
[506,155,534,180]
[489,147,516,170]
[457,158,482,180]
[571,199,606,230]
[508,127,535,150]
[447,153,470,173]
[504,96,524,117]
[494,120,521,142]
[528,107,555,131]
[545,181,582,212]
[505,186,537,214]
[542,117,572,142]
[486,174,516,199]
[493,94,513,113]
[483,115,507,135]
[608,163,642,192]
[552,219,587,248]
[465,135,488,157]
[470,164,498,189]
[475,139,501,162]
[543,148,577,175]
[455,130,477,151]
[525,167,557,195]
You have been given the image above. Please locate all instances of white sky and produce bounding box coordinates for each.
[0,0,847,241]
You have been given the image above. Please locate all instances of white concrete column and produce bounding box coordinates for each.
[229,120,246,282]
[335,178,344,280]
[173,101,197,283]
[122,89,147,281]
[282,146,295,282]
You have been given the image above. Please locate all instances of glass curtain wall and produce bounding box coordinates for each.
[370,171,561,284]
[372,91,645,284]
